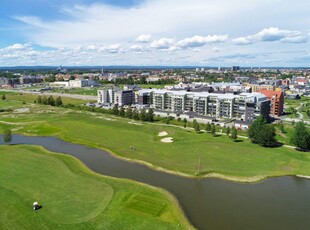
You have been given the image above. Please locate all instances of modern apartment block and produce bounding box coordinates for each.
[97,88,135,106]
[149,90,270,121]
[258,90,284,116]
[97,88,271,121]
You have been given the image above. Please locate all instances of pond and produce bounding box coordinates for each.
[2,135,310,230]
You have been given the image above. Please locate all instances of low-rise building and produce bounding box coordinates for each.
[50,79,99,88]
[250,84,275,92]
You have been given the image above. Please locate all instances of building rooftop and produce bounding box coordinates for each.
[258,90,283,98]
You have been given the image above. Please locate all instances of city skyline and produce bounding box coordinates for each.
[0,0,309,67]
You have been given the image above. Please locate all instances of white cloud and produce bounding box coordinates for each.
[151,38,175,50]
[232,37,253,45]
[255,27,300,41]
[212,47,220,52]
[99,44,123,53]
[134,34,152,43]
[12,0,276,48]
[233,27,309,45]
[6,43,31,50]
[281,36,308,43]
[130,45,146,53]
[86,45,97,50]
[4,0,310,66]
[176,35,228,49]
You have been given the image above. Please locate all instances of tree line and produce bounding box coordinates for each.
[248,115,310,151]
[36,95,63,106]
[112,104,154,122]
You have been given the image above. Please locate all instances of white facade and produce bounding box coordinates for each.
[51,79,99,88]
[150,90,269,120]
[97,89,134,106]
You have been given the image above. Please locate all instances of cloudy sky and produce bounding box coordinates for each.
[0,0,309,67]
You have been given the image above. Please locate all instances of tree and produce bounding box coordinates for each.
[226,126,231,136]
[279,123,285,133]
[37,95,42,104]
[147,108,154,122]
[210,124,216,136]
[291,122,310,151]
[260,125,277,147]
[193,119,200,133]
[70,75,75,80]
[132,109,140,120]
[3,129,12,145]
[1,94,6,100]
[48,96,55,106]
[125,106,132,118]
[139,108,146,121]
[119,106,125,117]
[42,96,48,105]
[112,104,119,115]
[55,96,63,106]
[231,127,238,142]
[183,118,187,128]
[205,122,211,132]
[248,116,276,147]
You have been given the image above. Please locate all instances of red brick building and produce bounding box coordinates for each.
[258,90,284,116]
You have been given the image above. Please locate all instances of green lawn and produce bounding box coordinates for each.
[140,84,166,89]
[285,96,310,108]
[0,106,310,180]
[1,96,310,181]
[0,145,192,229]
[51,88,99,96]
[0,91,89,105]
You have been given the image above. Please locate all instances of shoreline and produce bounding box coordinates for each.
[11,132,310,184]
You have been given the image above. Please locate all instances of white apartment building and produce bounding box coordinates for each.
[97,89,134,106]
[150,90,270,121]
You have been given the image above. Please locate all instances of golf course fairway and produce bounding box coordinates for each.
[0,145,193,229]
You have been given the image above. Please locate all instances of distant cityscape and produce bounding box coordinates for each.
[1,66,309,129]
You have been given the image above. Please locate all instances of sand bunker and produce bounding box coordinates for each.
[161,137,173,143]
[14,108,30,113]
[96,116,115,121]
[158,131,168,137]
[128,121,142,125]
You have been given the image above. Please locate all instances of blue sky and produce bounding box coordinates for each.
[0,0,309,66]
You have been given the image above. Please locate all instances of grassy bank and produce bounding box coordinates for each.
[1,95,310,182]
[0,145,193,229]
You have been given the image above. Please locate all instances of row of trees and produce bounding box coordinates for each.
[192,119,238,141]
[248,116,310,151]
[112,104,155,122]
[36,95,63,106]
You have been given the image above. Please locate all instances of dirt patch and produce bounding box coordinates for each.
[161,137,173,143]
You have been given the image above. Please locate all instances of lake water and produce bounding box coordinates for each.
[2,135,310,230]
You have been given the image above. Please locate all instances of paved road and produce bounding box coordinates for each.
[0,89,97,101]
